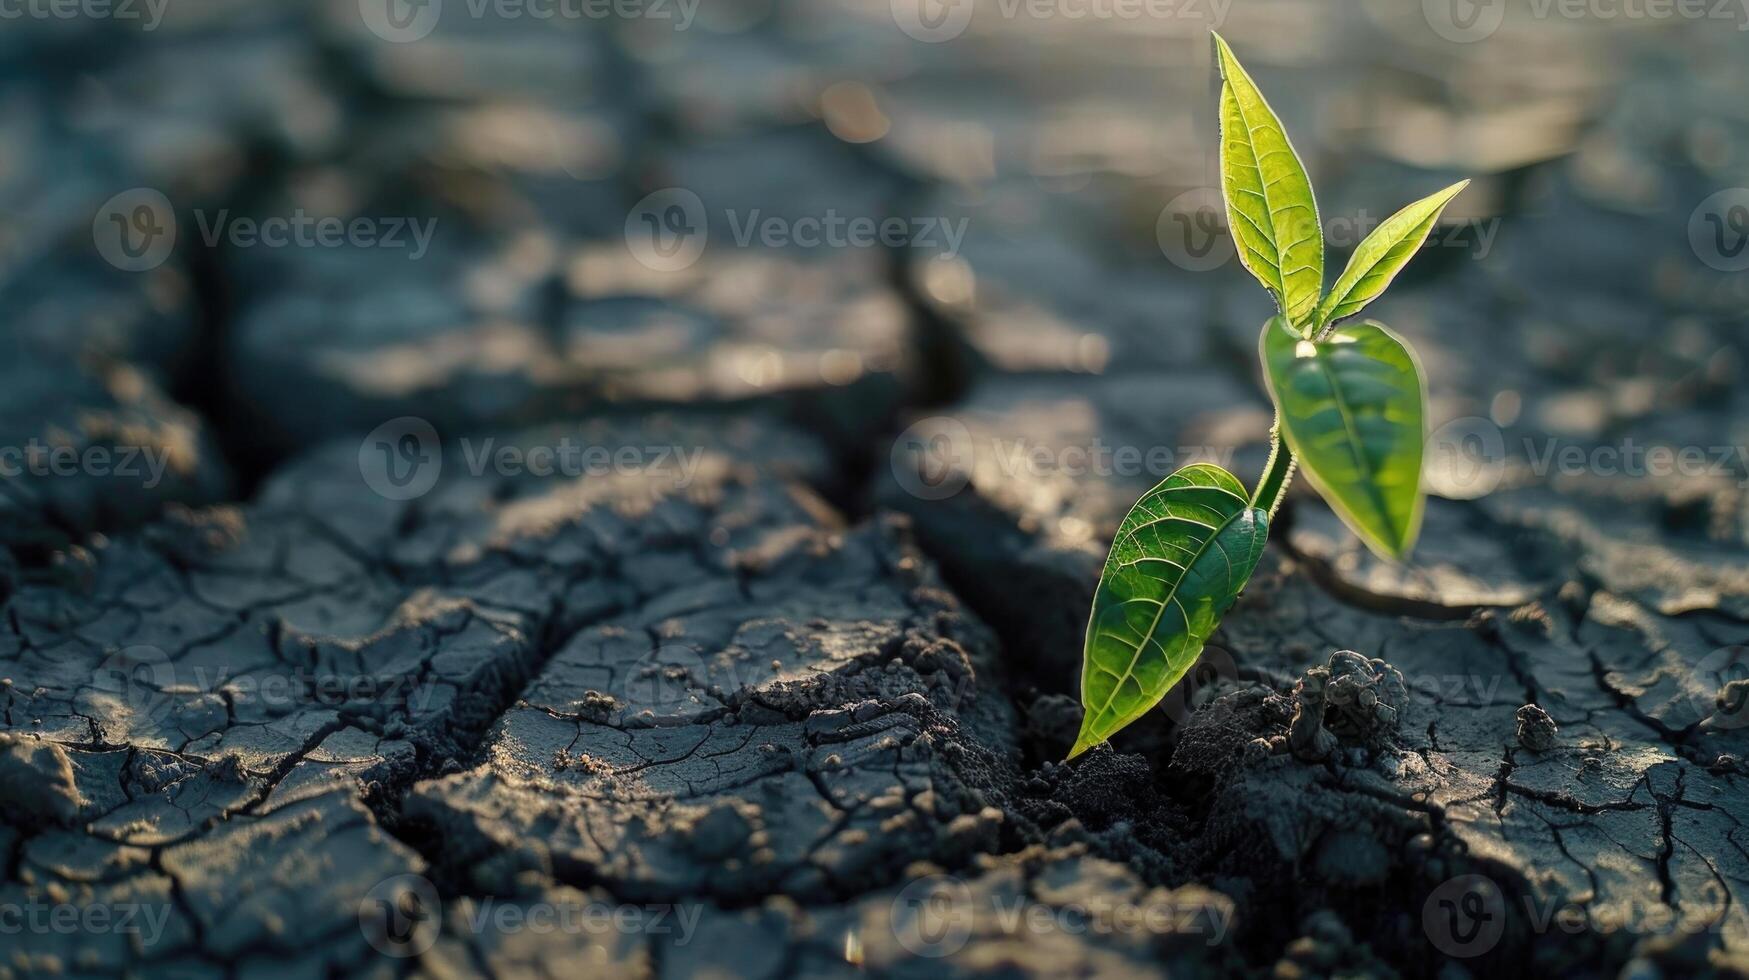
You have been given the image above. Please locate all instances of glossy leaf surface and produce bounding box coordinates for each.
[1215,32,1323,329]
[1070,464,1268,758]
[1261,316,1427,561]
[1315,180,1470,328]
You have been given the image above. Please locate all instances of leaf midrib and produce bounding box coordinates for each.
[1228,89,1291,305]
[1091,492,1250,728]
[1321,217,1426,324]
[1309,347,1398,545]
[1225,92,1286,302]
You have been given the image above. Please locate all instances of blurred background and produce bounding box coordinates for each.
[0,0,1744,613]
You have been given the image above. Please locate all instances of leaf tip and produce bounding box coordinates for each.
[1210,31,1238,75]
[1366,522,1421,564]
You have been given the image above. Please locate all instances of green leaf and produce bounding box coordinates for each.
[1214,32,1323,330]
[1069,463,1269,759]
[1260,315,1427,561]
[1314,180,1470,329]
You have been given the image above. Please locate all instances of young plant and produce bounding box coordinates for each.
[1068,33,1470,759]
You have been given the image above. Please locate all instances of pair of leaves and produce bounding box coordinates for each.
[1215,33,1468,337]
[1217,30,1448,560]
[1070,36,1464,758]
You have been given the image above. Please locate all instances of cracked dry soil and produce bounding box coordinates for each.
[2,5,1748,979]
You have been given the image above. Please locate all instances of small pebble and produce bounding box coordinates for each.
[1515,703,1559,753]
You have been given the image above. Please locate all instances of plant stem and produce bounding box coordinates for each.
[1250,421,1297,516]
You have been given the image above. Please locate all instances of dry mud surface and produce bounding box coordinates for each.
[2,4,1748,978]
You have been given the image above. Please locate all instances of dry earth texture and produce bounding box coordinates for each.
[0,4,1746,978]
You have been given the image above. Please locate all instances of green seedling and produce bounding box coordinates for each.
[1068,33,1469,759]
